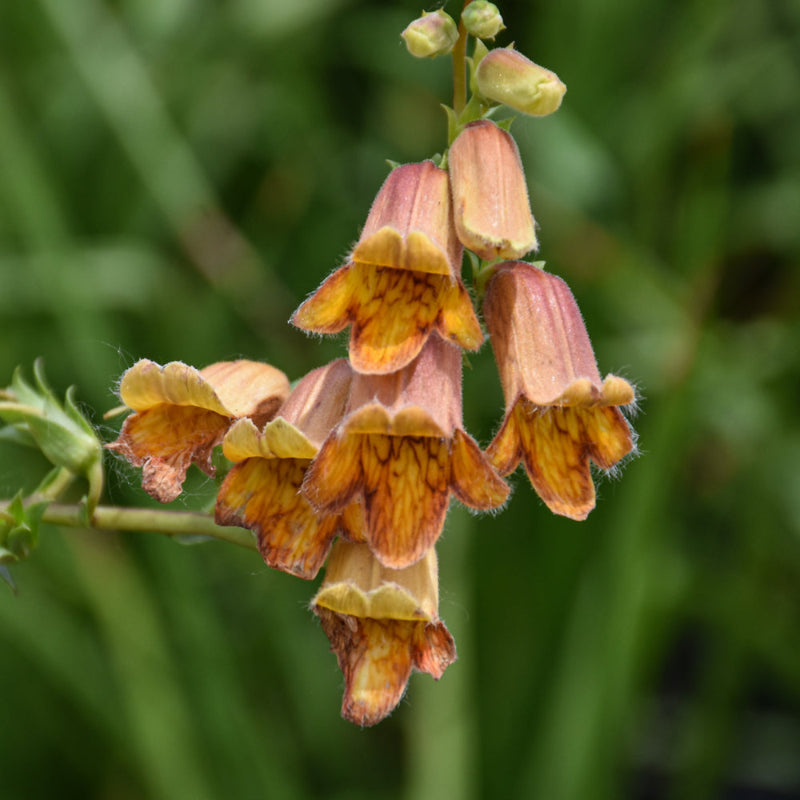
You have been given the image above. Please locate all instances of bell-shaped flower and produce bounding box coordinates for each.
[215,359,360,579]
[312,540,456,726]
[291,161,482,374]
[483,262,636,520]
[302,335,509,569]
[448,119,538,260]
[107,359,289,503]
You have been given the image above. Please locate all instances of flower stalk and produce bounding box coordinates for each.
[0,500,257,551]
[2,1,637,727]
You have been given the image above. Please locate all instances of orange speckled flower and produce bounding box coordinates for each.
[448,119,537,260]
[483,262,636,520]
[303,335,509,569]
[291,160,482,374]
[215,359,361,579]
[312,540,456,726]
[107,359,289,503]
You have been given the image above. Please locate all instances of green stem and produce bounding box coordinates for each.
[451,13,469,116]
[32,503,258,551]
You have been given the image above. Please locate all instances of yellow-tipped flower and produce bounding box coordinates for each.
[483,262,636,520]
[449,119,538,260]
[312,540,456,726]
[215,359,358,579]
[107,359,289,502]
[401,10,459,58]
[475,46,566,117]
[292,161,482,374]
[303,335,509,569]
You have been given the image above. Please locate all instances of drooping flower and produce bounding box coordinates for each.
[215,359,360,579]
[107,359,289,502]
[312,539,456,726]
[483,261,636,520]
[291,161,482,374]
[448,119,538,260]
[303,335,509,569]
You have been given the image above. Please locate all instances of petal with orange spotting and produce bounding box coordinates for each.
[107,359,289,503]
[449,428,509,510]
[304,432,451,569]
[489,399,633,520]
[290,265,355,335]
[301,430,364,513]
[292,263,481,374]
[215,456,337,579]
[108,404,229,503]
[315,611,456,726]
[312,542,456,726]
[360,434,451,570]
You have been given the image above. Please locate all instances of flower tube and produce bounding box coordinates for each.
[483,262,636,519]
[215,359,358,579]
[303,335,509,569]
[107,359,289,502]
[312,540,456,726]
[292,161,482,374]
[448,119,538,260]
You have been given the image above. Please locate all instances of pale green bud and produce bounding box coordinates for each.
[475,47,566,116]
[0,361,104,513]
[401,10,459,58]
[462,1,505,40]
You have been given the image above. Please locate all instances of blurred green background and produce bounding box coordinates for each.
[2,0,799,798]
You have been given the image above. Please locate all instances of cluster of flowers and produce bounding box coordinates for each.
[108,5,636,726]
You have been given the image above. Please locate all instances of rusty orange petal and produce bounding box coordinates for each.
[108,405,229,503]
[361,434,452,569]
[108,359,289,503]
[304,431,451,570]
[316,612,455,726]
[290,264,356,335]
[302,430,364,513]
[495,398,634,520]
[215,456,337,579]
[449,428,510,510]
[294,263,481,375]
[312,542,456,726]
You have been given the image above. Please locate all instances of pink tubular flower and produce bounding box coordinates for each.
[107,359,289,502]
[312,540,456,726]
[448,119,538,260]
[483,261,636,520]
[302,335,509,569]
[291,161,482,374]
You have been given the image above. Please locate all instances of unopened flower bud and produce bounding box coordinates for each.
[449,119,537,259]
[401,10,458,58]
[1,361,104,513]
[462,1,505,40]
[475,47,566,116]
